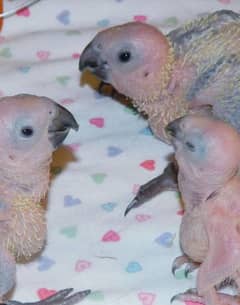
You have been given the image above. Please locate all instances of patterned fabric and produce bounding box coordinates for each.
[0,0,239,304]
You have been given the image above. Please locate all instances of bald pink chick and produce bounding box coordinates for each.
[0,94,90,305]
[166,114,240,305]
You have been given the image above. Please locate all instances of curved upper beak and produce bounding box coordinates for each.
[165,117,183,142]
[48,103,79,149]
[79,42,109,81]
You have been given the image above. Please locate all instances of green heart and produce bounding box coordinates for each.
[60,226,77,238]
[65,30,81,35]
[87,291,105,301]
[91,173,107,184]
[174,268,192,280]
[163,16,179,28]
[0,47,12,58]
[56,76,71,86]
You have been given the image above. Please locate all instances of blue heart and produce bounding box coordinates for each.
[18,66,30,73]
[57,10,70,26]
[101,202,117,212]
[37,256,56,271]
[126,261,142,273]
[64,195,81,207]
[97,19,110,27]
[139,127,153,136]
[107,146,123,157]
[155,232,175,248]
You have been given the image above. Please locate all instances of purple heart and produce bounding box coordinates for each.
[107,146,123,157]
[64,195,81,207]
[57,10,70,26]
[155,232,175,248]
[37,256,56,271]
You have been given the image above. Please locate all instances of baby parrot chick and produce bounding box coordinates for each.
[79,10,240,214]
[166,114,240,305]
[0,94,90,305]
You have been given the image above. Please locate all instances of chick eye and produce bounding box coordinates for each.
[118,50,131,63]
[21,126,34,138]
[185,141,195,152]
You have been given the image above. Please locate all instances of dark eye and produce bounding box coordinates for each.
[185,141,195,152]
[21,126,34,138]
[118,50,131,63]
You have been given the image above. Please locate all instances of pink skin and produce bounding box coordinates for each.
[0,94,60,299]
[168,114,240,305]
[0,94,86,304]
[80,14,240,141]
[0,95,55,202]
[80,22,196,141]
[98,23,172,103]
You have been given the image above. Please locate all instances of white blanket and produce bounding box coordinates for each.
[1,0,239,304]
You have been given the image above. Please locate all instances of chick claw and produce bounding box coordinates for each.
[4,288,91,305]
[124,162,178,216]
[172,255,200,277]
[170,288,203,304]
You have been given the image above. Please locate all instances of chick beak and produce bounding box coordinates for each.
[79,42,109,81]
[48,103,79,149]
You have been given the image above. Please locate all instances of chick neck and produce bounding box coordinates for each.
[131,40,188,142]
[0,155,52,204]
[132,39,175,112]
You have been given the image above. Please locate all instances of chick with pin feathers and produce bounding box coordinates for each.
[165,114,240,305]
[0,94,90,305]
[79,10,240,214]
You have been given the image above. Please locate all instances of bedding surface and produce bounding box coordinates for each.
[1,0,240,304]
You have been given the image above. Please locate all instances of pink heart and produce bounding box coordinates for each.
[133,15,147,22]
[89,117,104,128]
[140,160,155,171]
[177,209,185,216]
[138,292,156,305]
[136,214,152,222]
[102,230,120,242]
[36,51,50,61]
[75,260,91,272]
[132,184,140,194]
[16,7,30,17]
[0,36,5,44]
[72,53,81,59]
[68,143,81,152]
[37,288,57,300]
[185,302,204,305]
[60,98,74,105]
[218,0,231,3]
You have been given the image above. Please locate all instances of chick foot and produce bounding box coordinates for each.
[170,288,203,303]
[172,255,200,277]
[5,288,91,305]
[124,162,178,216]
